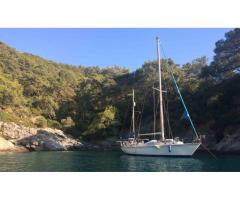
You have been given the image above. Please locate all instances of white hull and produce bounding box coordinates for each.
[121,143,201,157]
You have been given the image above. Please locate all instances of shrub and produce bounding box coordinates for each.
[35,116,47,128]
[47,119,62,129]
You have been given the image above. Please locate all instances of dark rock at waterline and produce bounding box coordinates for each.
[214,133,240,153]
[68,142,102,151]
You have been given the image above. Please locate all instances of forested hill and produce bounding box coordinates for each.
[0,28,240,143]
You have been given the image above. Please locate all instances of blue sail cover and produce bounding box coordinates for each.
[182,110,190,120]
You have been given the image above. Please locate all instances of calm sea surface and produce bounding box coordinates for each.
[0,151,240,172]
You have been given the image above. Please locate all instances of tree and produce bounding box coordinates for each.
[32,96,58,119]
[210,28,240,77]
[0,73,23,107]
[82,106,120,138]
[183,56,208,77]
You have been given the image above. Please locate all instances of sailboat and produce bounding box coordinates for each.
[120,37,201,157]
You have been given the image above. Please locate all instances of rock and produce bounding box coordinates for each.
[0,121,36,140]
[0,136,28,152]
[214,133,240,153]
[0,121,83,152]
[92,138,120,150]
[32,141,38,146]
[17,130,82,151]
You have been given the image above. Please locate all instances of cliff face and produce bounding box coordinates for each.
[0,121,83,152]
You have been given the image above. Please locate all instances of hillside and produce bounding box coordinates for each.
[0,28,240,147]
[0,41,129,138]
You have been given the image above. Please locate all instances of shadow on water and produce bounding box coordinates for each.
[1,151,240,172]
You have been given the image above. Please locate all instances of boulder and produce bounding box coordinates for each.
[0,121,36,140]
[17,130,83,151]
[0,136,28,152]
[0,121,83,152]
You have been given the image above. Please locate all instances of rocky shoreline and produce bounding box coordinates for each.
[0,121,121,153]
[1,121,240,154]
[0,121,102,152]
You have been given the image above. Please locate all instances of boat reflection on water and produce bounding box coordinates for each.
[120,154,206,172]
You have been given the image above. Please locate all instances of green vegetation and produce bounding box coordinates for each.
[0,29,240,142]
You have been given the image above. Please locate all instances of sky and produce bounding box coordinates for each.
[0,28,231,70]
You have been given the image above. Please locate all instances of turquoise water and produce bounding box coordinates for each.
[0,151,240,172]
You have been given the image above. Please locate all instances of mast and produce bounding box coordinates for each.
[132,89,136,137]
[156,37,165,141]
[153,83,156,134]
